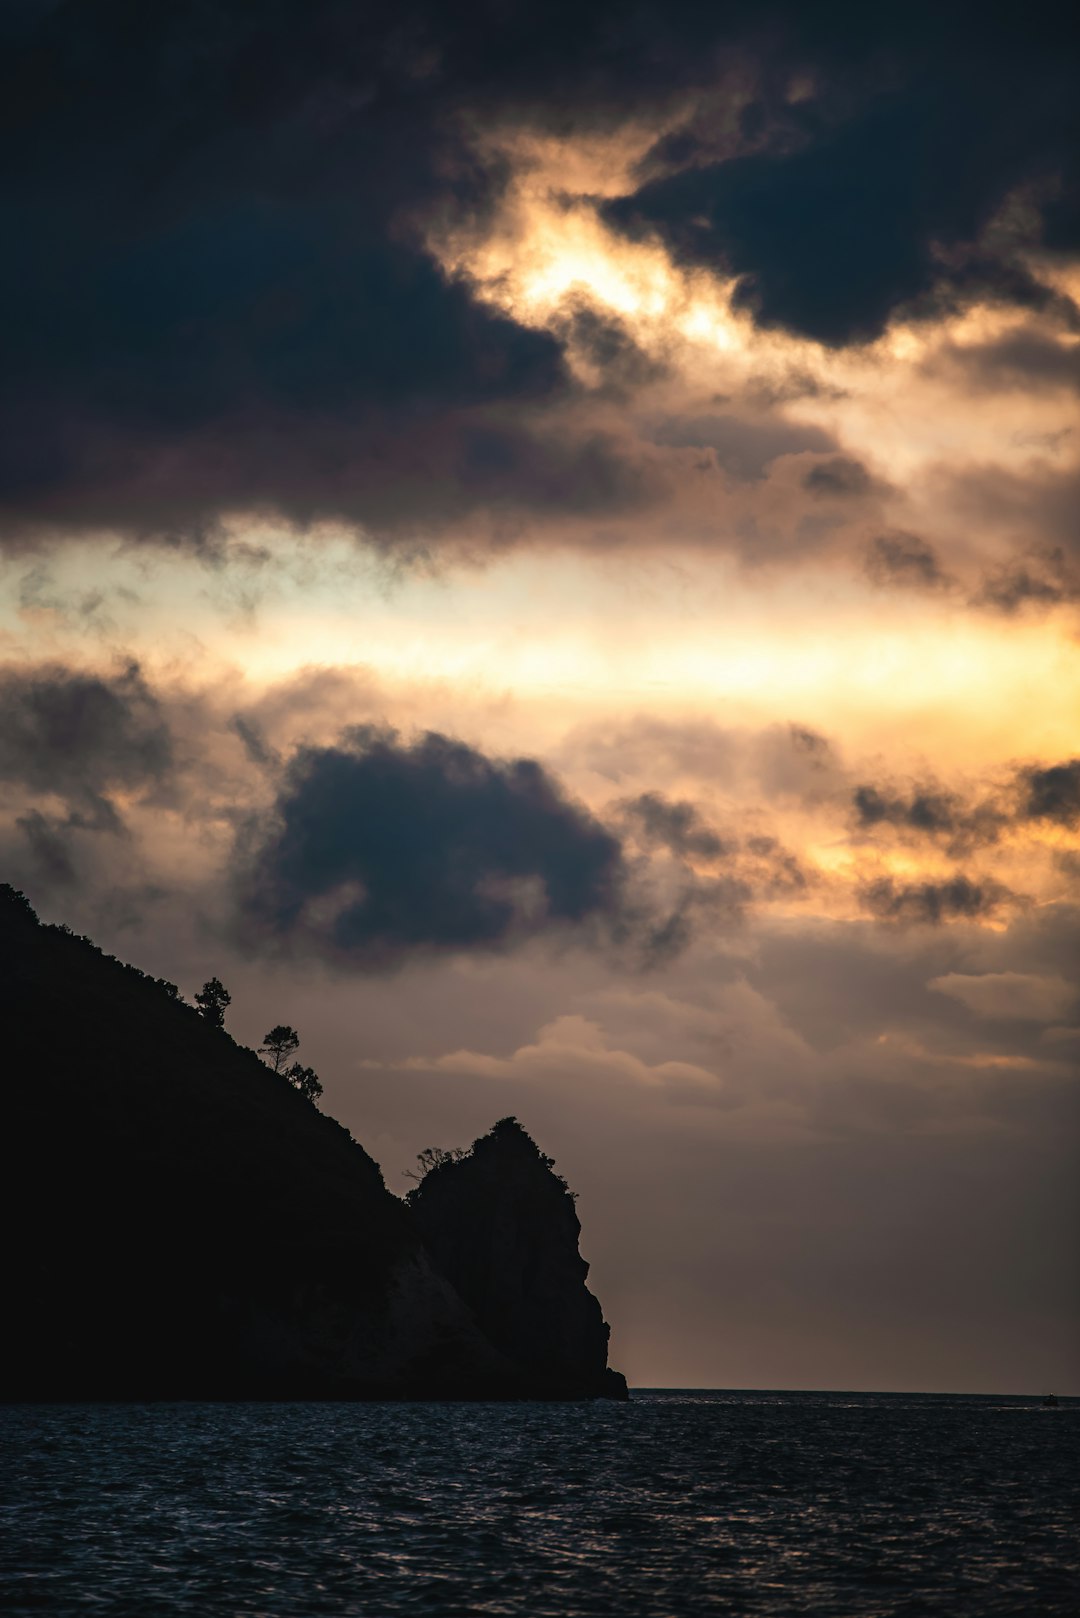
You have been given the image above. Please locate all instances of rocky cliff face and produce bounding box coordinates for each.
[409,1120,627,1399]
[0,886,625,1400]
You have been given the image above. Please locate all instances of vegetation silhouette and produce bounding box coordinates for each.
[287,1063,323,1104]
[260,1024,300,1073]
[194,976,231,1028]
[403,1145,468,1182]
[259,1025,323,1104]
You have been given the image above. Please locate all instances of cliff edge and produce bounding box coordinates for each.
[0,885,626,1400]
[409,1119,627,1400]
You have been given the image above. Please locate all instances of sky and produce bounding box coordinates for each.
[2,0,1078,1393]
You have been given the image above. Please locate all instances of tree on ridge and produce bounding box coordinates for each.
[260,1024,300,1075]
[260,1025,324,1106]
[286,1063,323,1104]
[194,977,231,1028]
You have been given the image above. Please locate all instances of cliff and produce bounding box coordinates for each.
[409,1120,627,1400]
[0,886,625,1400]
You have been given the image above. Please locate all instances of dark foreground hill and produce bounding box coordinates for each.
[0,886,626,1400]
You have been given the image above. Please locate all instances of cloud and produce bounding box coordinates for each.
[620,792,730,859]
[608,18,1079,346]
[0,661,172,825]
[605,791,813,968]
[554,303,667,393]
[949,465,1080,580]
[936,330,1080,395]
[0,659,183,905]
[865,532,953,592]
[228,714,281,771]
[385,1012,725,1100]
[567,717,843,803]
[15,808,78,889]
[644,413,835,482]
[859,874,1015,926]
[5,2,1076,557]
[974,547,1080,614]
[377,974,826,1113]
[929,972,1077,1022]
[742,835,808,897]
[234,726,625,966]
[802,457,876,498]
[0,1,595,548]
[1022,759,1080,827]
[850,755,1080,850]
[854,784,961,835]
[230,732,821,972]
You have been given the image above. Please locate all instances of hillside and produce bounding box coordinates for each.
[0,886,625,1400]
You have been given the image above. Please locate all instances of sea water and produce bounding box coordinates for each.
[2,1392,1077,1615]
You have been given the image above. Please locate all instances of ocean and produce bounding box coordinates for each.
[2,1391,1077,1615]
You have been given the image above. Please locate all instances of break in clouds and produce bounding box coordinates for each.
[1,0,1078,605]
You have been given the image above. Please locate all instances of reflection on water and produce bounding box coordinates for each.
[2,1391,1077,1616]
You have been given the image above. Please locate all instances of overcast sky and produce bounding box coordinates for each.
[2,0,1078,1392]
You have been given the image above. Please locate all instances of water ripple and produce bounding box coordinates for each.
[2,1392,1077,1616]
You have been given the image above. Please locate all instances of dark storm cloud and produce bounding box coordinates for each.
[865,532,952,593]
[0,662,172,823]
[854,785,965,838]
[5,1,1078,544]
[802,458,875,499]
[232,732,821,971]
[973,548,1079,614]
[607,5,1079,347]
[851,765,1075,861]
[621,793,731,860]
[235,727,626,965]
[0,0,587,545]
[859,875,1016,927]
[449,424,661,522]
[851,751,1080,853]
[0,660,173,898]
[851,777,1009,858]
[1022,760,1080,828]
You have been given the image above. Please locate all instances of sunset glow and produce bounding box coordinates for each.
[3,0,1077,1398]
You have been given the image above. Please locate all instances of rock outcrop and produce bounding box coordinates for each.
[409,1120,628,1399]
[0,886,625,1400]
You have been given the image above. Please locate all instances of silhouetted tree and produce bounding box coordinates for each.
[194,977,230,1028]
[286,1063,323,1103]
[259,1025,323,1104]
[403,1145,468,1182]
[260,1024,300,1075]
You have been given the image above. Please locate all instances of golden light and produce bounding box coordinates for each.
[431,134,1080,503]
